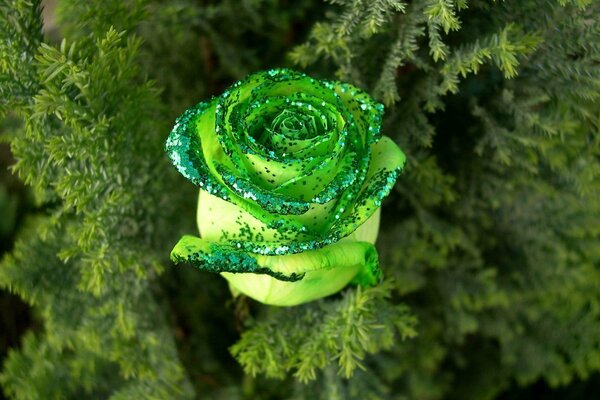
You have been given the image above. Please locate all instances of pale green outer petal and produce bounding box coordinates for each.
[198,188,281,242]
[340,207,380,244]
[197,189,336,242]
[194,189,382,305]
[222,210,381,306]
[222,262,360,306]
[171,210,381,306]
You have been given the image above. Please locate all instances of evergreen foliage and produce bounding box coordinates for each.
[1,0,599,399]
[1,0,192,397]
[231,281,417,382]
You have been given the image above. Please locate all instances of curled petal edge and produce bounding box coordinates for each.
[170,235,381,306]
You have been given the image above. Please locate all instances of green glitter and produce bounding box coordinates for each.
[165,68,406,305]
[171,235,305,282]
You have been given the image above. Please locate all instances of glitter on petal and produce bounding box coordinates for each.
[166,69,406,305]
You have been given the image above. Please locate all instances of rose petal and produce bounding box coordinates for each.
[171,215,381,306]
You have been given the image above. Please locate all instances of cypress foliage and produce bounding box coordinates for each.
[1,0,599,399]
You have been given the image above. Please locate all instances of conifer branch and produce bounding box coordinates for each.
[230,281,417,382]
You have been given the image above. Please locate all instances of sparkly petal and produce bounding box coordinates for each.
[328,135,406,238]
[325,79,384,145]
[197,189,336,244]
[171,214,382,306]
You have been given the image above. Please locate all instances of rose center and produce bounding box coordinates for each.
[250,109,324,151]
[270,110,318,140]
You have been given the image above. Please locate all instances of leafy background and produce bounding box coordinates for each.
[1,0,599,399]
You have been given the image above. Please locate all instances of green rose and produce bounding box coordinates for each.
[166,69,405,306]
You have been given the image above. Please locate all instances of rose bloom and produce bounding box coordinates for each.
[166,69,405,306]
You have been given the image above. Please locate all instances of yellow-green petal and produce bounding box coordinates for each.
[171,211,382,306]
